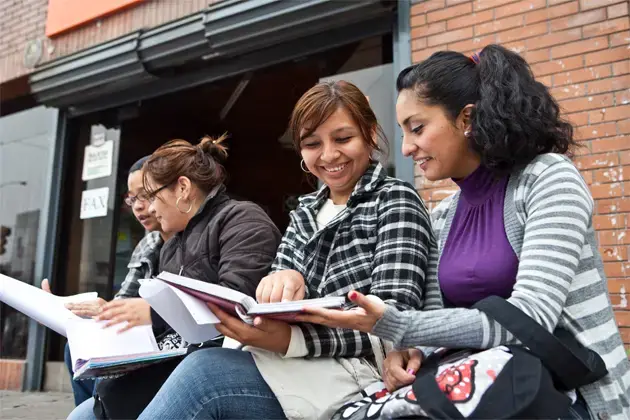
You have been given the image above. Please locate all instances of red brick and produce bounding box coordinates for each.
[584,18,630,38]
[613,60,630,76]
[591,181,623,198]
[616,90,630,106]
[608,2,629,19]
[448,34,495,52]
[532,55,583,77]
[597,197,630,213]
[473,0,514,11]
[527,28,582,51]
[601,229,630,245]
[428,27,473,47]
[550,8,607,31]
[581,169,594,183]
[551,36,609,59]
[595,215,627,230]
[412,0,447,15]
[551,83,587,100]
[619,119,630,134]
[553,63,612,86]
[576,122,619,140]
[447,0,472,5]
[601,245,629,261]
[580,0,625,10]
[411,14,427,27]
[566,110,590,126]
[412,47,443,63]
[494,0,546,19]
[594,166,627,183]
[608,278,630,294]
[589,104,630,123]
[476,15,524,36]
[411,37,428,51]
[610,30,630,47]
[411,22,447,38]
[585,46,630,66]
[495,22,548,44]
[560,93,614,113]
[591,75,630,95]
[428,3,472,23]
[616,311,630,327]
[525,1,580,24]
[605,261,627,276]
[592,136,630,152]
[447,9,493,30]
[619,327,630,343]
[621,150,630,164]
[575,152,621,169]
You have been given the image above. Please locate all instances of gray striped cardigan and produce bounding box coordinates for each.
[373,153,630,419]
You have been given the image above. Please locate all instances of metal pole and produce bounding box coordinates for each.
[392,0,415,186]
[23,109,66,391]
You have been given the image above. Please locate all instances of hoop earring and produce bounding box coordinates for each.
[300,159,310,173]
[175,197,193,214]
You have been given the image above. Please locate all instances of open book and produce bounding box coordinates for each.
[138,272,346,344]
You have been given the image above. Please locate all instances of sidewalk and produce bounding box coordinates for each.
[0,391,74,419]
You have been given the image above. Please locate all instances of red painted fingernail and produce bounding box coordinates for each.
[349,291,358,300]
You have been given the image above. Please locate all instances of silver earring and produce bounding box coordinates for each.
[464,130,471,137]
[300,159,310,173]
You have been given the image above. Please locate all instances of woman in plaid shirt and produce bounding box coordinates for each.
[138,81,434,420]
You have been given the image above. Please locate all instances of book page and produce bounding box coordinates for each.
[248,296,346,315]
[66,318,158,371]
[139,278,221,344]
[157,272,255,311]
[0,274,97,337]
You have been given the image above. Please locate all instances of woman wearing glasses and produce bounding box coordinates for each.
[67,135,282,420]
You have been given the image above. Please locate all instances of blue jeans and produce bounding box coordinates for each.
[67,397,96,420]
[64,343,96,407]
[139,348,286,420]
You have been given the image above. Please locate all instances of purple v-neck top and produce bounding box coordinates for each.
[438,165,519,308]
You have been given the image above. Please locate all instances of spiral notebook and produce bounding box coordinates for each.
[73,348,187,380]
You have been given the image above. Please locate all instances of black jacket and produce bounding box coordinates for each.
[152,186,281,332]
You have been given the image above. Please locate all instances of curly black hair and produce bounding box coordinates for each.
[396,44,577,174]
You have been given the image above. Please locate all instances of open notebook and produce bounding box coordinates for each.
[139,272,346,344]
[66,318,186,380]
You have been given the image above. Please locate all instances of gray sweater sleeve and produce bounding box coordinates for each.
[374,160,593,350]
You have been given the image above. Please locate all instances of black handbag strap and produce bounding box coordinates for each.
[472,296,606,390]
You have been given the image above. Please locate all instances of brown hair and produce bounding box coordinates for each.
[143,134,229,196]
[288,80,387,154]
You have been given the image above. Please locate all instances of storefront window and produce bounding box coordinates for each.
[0,106,57,359]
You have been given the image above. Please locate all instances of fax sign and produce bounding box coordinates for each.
[80,187,109,219]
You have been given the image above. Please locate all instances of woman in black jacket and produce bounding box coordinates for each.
[67,135,281,420]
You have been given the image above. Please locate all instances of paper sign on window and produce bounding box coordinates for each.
[80,187,109,219]
[82,140,113,181]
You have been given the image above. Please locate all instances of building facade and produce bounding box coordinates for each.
[0,0,628,391]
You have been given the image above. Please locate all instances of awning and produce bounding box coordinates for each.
[29,0,395,116]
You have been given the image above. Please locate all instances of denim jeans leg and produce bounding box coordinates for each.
[139,348,286,420]
[65,343,96,406]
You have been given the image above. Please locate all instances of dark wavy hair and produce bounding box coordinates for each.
[396,44,577,174]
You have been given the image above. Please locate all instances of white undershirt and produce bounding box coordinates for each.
[285,199,347,358]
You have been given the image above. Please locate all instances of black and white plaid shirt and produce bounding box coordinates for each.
[115,231,163,299]
[271,162,433,358]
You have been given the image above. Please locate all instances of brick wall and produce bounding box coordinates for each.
[410,0,630,354]
[0,0,212,85]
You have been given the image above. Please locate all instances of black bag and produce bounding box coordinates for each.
[333,296,608,420]
[93,340,221,420]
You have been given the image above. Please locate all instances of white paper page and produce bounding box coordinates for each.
[139,279,220,344]
[0,274,97,337]
[66,318,158,370]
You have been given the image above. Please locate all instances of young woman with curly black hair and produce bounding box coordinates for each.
[299,45,630,419]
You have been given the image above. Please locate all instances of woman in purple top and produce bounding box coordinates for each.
[299,44,630,419]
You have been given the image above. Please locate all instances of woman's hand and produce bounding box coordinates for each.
[382,348,423,392]
[296,291,386,333]
[256,269,306,303]
[208,303,292,354]
[95,298,152,333]
[42,279,108,318]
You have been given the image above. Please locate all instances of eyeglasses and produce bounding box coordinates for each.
[124,191,149,207]
[147,184,170,203]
